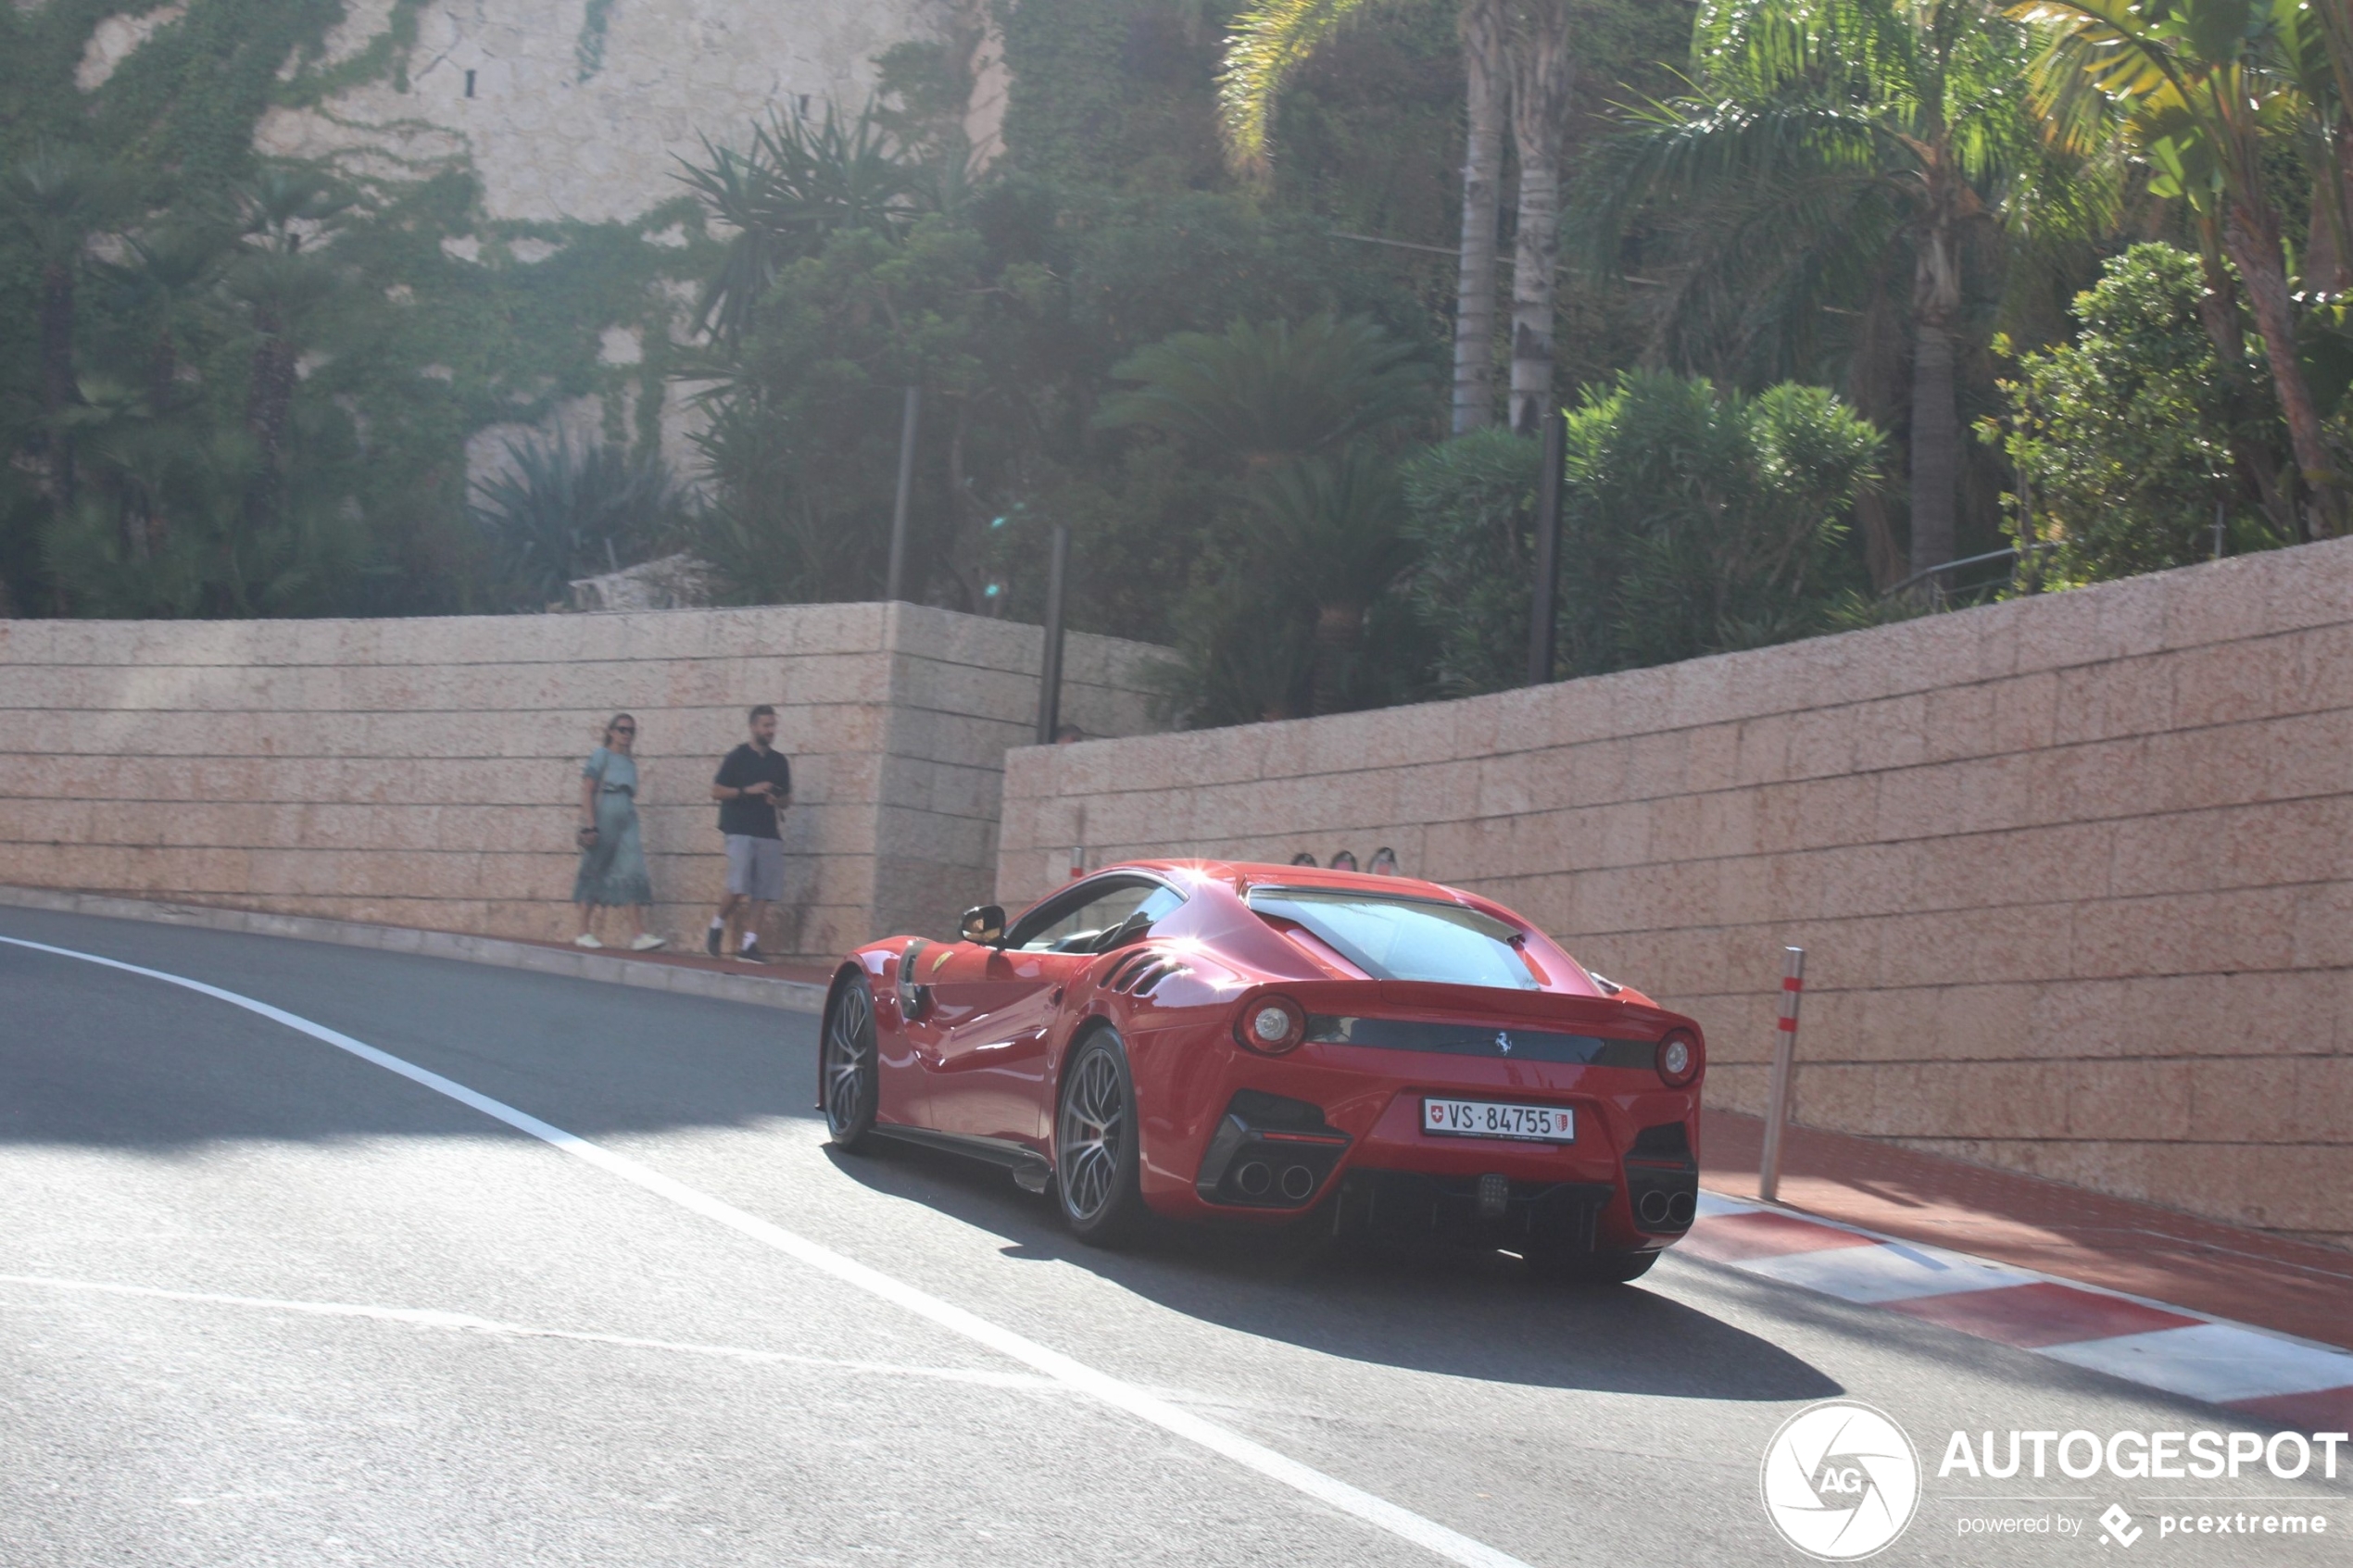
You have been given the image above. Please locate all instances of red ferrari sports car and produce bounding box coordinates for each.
[817,859,1704,1281]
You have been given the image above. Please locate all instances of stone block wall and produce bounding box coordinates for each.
[999,542,2353,1250]
[0,603,1163,958]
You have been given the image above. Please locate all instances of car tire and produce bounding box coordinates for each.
[820,972,881,1151]
[1525,1246,1658,1286]
[1054,1027,1145,1247]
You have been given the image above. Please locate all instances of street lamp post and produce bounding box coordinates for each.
[1035,524,1070,746]
[885,385,921,602]
[1526,406,1566,686]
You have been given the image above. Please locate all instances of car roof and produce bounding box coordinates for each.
[1103,858,1485,909]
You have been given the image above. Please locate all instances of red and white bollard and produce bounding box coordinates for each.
[1068,844,1086,881]
[1757,946,1806,1204]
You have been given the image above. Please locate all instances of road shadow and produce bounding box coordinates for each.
[0,911,827,1149]
[824,1138,1842,1402]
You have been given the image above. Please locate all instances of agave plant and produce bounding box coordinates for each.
[472,434,682,608]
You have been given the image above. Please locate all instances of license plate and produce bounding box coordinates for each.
[1421,1098,1574,1142]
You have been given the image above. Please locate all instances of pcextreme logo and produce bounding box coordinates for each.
[1760,1400,1923,1561]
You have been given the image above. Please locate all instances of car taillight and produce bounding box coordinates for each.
[1657,1029,1702,1088]
[1234,994,1306,1054]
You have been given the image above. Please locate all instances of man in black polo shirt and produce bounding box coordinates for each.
[706,704,793,962]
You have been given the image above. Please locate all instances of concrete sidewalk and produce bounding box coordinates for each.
[1700,1109,2353,1356]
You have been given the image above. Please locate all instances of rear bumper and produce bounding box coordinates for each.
[1329,1169,1617,1252]
[1134,1034,1700,1253]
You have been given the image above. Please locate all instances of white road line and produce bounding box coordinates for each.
[0,1273,1056,1391]
[0,935,1539,1568]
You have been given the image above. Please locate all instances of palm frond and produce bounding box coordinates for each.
[1095,313,1433,460]
[1216,0,1385,170]
[675,101,921,345]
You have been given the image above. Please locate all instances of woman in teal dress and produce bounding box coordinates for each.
[573,713,662,949]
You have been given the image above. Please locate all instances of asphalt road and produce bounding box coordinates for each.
[2,907,2345,1568]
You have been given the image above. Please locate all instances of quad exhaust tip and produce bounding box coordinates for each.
[1218,1159,1322,1205]
[1635,1188,1698,1228]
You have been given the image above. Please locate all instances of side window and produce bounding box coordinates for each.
[1010,879,1184,952]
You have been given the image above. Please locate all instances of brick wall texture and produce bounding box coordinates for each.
[998,541,2353,1250]
[0,602,1164,960]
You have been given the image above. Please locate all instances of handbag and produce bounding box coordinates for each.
[576,748,612,849]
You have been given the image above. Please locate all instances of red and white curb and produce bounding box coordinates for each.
[1685,1192,2353,1429]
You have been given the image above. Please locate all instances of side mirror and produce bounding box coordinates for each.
[960,904,1007,946]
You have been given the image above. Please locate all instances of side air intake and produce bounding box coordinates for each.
[1100,948,1186,996]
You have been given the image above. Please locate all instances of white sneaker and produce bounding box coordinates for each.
[573,934,603,948]
[630,934,666,951]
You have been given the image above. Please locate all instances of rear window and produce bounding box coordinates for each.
[1247,887,1537,991]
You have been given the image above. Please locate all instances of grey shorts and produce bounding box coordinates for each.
[724,834,786,902]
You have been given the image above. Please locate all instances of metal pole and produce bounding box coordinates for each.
[1035,524,1070,746]
[1757,945,1806,1204]
[1526,405,1566,686]
[885,385,921,602]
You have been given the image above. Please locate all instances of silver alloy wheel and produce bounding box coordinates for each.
[823,982,873,1135]
[1057,1044,1126,1223]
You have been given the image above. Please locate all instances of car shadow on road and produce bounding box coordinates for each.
[824,1140,1841,1403]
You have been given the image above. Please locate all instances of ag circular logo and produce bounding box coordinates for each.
[1759,1400,1921,1560]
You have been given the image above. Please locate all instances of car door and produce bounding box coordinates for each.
[927,877,1174,1143]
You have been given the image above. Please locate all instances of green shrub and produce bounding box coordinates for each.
[1561,373,1881,675]
[1402,375,1880,692]
[1984,243,2294,584]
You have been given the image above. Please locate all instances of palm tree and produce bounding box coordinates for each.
[1093,312,1431,465]
[1594,0,2094,581]
[676,103,923,347]
[2014,0,2345,536]
[1246,441,1419,712]
[1220,0,1514,436]
[1503,0,1577,435]
[220,169,350,540]
[2,144,126,509]
[102,224,229,416]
